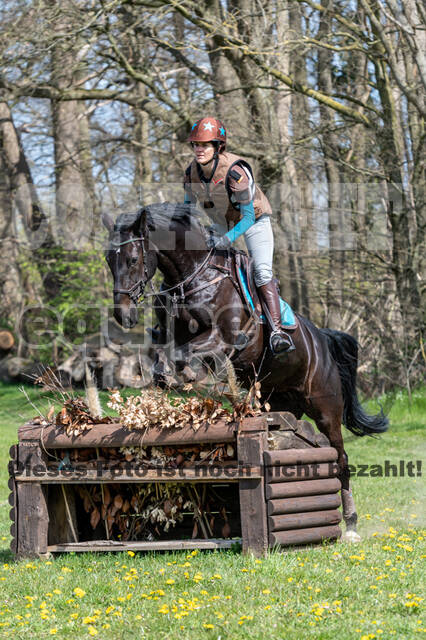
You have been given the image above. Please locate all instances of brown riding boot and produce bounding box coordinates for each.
[258,281,296,355]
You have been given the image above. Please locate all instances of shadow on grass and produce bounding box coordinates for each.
[0,547,14,563]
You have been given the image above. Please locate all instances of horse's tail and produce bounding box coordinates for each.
[321,328,389,436]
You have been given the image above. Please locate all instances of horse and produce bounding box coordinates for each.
[103,202,388,540]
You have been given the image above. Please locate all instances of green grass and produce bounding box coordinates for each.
[0,383,425,639]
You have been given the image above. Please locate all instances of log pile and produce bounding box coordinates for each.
[0,321,151,388]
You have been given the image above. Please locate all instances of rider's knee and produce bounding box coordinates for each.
[254,266,273,287]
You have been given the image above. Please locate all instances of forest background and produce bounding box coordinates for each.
[0,0,424,395]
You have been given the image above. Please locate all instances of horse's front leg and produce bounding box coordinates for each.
[174,327,232,382]
[307,397,361,543]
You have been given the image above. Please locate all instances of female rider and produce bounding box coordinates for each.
[183,116,295,355]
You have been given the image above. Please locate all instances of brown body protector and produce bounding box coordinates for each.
[184,151,272,229]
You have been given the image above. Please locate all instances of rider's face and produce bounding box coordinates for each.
[192,142,215,165]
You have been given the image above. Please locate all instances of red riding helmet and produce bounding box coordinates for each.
[188,117,226,150]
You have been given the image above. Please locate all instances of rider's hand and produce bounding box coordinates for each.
[213,235,232,251]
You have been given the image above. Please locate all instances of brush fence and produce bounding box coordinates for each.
[9,412,342,557]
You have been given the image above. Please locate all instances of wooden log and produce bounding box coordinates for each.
[0,330,14,351]
[267,494,341,515]
[264,447,338,466]
[266,462,339,483]
[58,351,85,382]
[0,356,14,382]
[116,354,144,388]
[18,420,238,448]
[47,538,241,553]
[265,477,341,500]
[268,509,342,532]
[269,525,342,547]
[8,445,17,553]
[7,357,31,378]
[238,427,268,557]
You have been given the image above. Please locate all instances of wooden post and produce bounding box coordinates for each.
[237,417,268,557]
[15,441,49,557]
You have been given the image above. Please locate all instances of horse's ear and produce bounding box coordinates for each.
[102,212,114,231]
[138,207,154,232]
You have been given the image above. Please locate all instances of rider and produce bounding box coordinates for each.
[183,116,295,355]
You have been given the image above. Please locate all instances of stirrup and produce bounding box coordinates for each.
[269,329,296,356]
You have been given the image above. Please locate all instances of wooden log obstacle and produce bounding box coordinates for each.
[9,412,342,557]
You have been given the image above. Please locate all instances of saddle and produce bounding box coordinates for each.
[212,249,297,329]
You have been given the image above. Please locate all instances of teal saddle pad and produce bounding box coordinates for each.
[238,267,296,327]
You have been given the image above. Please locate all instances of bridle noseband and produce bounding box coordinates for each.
[111,235,149,305]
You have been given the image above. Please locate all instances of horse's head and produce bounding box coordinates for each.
[103,208,157,328]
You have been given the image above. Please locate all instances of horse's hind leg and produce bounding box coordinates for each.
[307,399,361,542]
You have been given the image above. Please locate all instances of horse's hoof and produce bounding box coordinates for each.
[342,530,361,543]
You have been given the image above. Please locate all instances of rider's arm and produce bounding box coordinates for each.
[224,200,256,243]
[222,163,256,244]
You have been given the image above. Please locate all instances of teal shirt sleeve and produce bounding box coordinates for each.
[224,200,256,244]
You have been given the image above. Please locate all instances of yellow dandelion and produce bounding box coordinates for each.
[73,588,86,598]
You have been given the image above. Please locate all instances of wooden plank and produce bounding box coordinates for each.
[18,421,238,447]
[14,465,261,484]
[268,509,342,532]
[268,432,315,450]
[48,485,79,545]
[237,415,268,432]
[265,477,341,500]
[47,538,242,553]
[266,462,339,484]
[269,525,342,547]
[267,494,341,515]
[15,443,49,557]
[238,429,268,557]
[264,447,338,466]
[264,412,298,431]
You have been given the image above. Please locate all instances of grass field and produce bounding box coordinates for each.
[0,383,424,639]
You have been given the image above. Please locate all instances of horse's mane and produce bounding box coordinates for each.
[113,202,204,236]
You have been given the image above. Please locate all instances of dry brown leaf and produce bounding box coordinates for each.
[114,495,123,510]
[90,508,100,529]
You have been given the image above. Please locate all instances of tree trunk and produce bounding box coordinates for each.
[51,20,89,250]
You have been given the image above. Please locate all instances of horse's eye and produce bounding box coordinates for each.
[130,256,138,266]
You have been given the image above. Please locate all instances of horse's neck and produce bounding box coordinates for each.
[155,230,207,285]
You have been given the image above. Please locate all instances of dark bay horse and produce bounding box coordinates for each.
[103,202,388,540]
